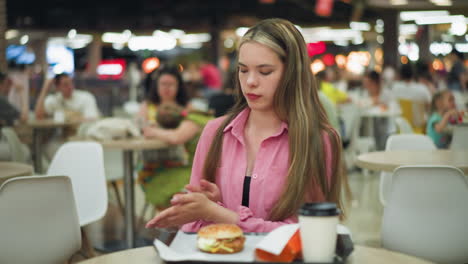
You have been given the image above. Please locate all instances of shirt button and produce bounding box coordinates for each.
[252,174,258,179]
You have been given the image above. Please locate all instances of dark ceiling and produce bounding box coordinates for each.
[8,0,379,32]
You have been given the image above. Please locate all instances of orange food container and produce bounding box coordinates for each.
[255,230,302,262]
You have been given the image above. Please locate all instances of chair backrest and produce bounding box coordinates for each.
[385,134,436,151]
[381,166,468,264]
[398,99,426,134]
[0,127,30,163]
[103,149,124,182]
[0,175,81,264]
[394,117,414,134]
[450,125,468,150]
[379,134,436,206]
[47,141,107,226]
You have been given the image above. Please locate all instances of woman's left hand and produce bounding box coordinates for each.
[145,192,217,228]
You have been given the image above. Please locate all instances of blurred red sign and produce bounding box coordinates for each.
[307,42,327,57]
[315,0,334,17]
[97,59,126,80]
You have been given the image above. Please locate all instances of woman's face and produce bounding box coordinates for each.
[238,42,284,113]
[157,74,179,103]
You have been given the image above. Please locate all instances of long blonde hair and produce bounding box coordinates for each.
[202,18,347,221]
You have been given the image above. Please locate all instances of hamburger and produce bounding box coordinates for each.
[197,224,245,254]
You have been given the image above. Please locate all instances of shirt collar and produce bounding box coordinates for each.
[223,108,289,143]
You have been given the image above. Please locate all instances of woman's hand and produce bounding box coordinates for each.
[145,192,238,228]
[185,179,221,203]
[145,192,215,228]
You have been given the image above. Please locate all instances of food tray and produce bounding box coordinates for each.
[154,230,354,264]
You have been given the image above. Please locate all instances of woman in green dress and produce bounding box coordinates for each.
[136,65,211,208]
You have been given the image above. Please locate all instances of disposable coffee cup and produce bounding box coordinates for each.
[298,202,340,263]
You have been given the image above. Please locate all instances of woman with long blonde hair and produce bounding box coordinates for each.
[146,18,347,232]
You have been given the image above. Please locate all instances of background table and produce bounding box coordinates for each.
[0,161,33,185]
[27,119,81,173]
[356,150,468,174]
[72,137,169,249]
[78,245,435,264]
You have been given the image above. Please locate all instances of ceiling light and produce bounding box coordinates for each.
[416,15,465,25]
[400,24,418,35]
[350,22,371,31]
[391,0,407,6]
[455,43,468,53]
[400,11,449,22]
[6,29,19,39]
[430,0,452,6]
[102,32,131,44]
[68,29,77,39]
[236,27,249,37]
[20,35,29,45]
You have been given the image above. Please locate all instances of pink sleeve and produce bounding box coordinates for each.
[182,203,298,233]
[235,206,298,232]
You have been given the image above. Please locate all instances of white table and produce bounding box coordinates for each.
[356,150,468,175]
[27,119,81,173]
[78,245,436,264]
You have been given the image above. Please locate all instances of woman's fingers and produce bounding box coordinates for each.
[145,206,176,228]
[185,184,202,193]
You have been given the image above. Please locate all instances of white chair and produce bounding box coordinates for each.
[0,127,31,163]
[394,116,414,134]
[381,166,468,264]
[47,142,107,257]
[379,134,436,206]
[450,125,468,150]
[0,175,81,264]
[339,103,376,171]
[104,149,125,212]
[47,141,108,226]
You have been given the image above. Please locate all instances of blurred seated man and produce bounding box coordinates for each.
[34,73,100,163]
[363,71,394,109]
[392,64,431,109]
[0,72,28,124]
[363,71,396,150]
[35,73,100,121]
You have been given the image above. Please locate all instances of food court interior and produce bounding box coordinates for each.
[1,0,467,263]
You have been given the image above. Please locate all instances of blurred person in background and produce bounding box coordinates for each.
[426,90,463,148]
[35,73,100,121]
[392,64,431,108]
[363,70,394,109]
[208,71,236,117]
[136,65,211,209]
[0,72,28,124]
[199,60,222,99]
[415,61,437,95]
[447,50,467,92]
[0,73,20,125]
[316,70,350,105]
[362,70,395,150]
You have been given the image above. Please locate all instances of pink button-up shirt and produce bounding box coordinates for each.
[182,108,333,232]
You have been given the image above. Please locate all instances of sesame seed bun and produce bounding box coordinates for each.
[197,224,245,254]
[197,224,243,239]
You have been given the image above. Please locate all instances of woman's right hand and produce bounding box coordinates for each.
[185,179,221,203]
